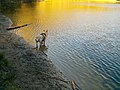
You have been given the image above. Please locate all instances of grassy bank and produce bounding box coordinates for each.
[0,53,18,90]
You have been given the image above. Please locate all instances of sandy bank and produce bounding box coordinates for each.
[0,32,72,90]
[0,14,72,90]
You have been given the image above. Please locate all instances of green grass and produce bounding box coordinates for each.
[0,53,19,90]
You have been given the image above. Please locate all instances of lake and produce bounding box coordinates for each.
[2,0,120,89]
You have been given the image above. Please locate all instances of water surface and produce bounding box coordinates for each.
[2,0,120,90]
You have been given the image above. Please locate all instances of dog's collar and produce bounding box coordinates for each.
[40,33,46,36]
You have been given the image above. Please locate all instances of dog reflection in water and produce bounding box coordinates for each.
[35,30,48,49]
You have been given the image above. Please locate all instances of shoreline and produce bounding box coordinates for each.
[0,14,72,90]
[0,31,72,90]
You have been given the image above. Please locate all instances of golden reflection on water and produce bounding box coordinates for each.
[15,0,117,43]
[12,0,119,89]
[76,0,116,3]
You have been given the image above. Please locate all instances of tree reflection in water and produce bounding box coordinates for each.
[0,0,43,14]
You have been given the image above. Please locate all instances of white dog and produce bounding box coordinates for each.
[35,30,48,49]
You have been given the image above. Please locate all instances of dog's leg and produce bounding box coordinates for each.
[35,41,38,49]
[43,40,45,46]
[40,41,43,48]
[38,42,41,49]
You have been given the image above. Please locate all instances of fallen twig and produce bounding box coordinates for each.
[6,23,32,30]
[36,70,82,90]
[71,80,76,90]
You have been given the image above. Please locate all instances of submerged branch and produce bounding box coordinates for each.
[6,23,32,30]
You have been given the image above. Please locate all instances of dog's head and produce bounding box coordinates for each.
[43,30,48,36]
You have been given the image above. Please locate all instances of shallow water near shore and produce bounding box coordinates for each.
[2,0,120,89]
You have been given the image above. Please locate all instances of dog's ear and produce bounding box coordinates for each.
[45,30,48,36]
[43,30,45,32]
[45,30,48,33]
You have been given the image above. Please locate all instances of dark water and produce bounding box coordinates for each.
[1,0,120,90]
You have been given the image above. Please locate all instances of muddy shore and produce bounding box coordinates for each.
[0,14,72,90]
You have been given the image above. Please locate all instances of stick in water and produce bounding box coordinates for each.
[6,23,32,30]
